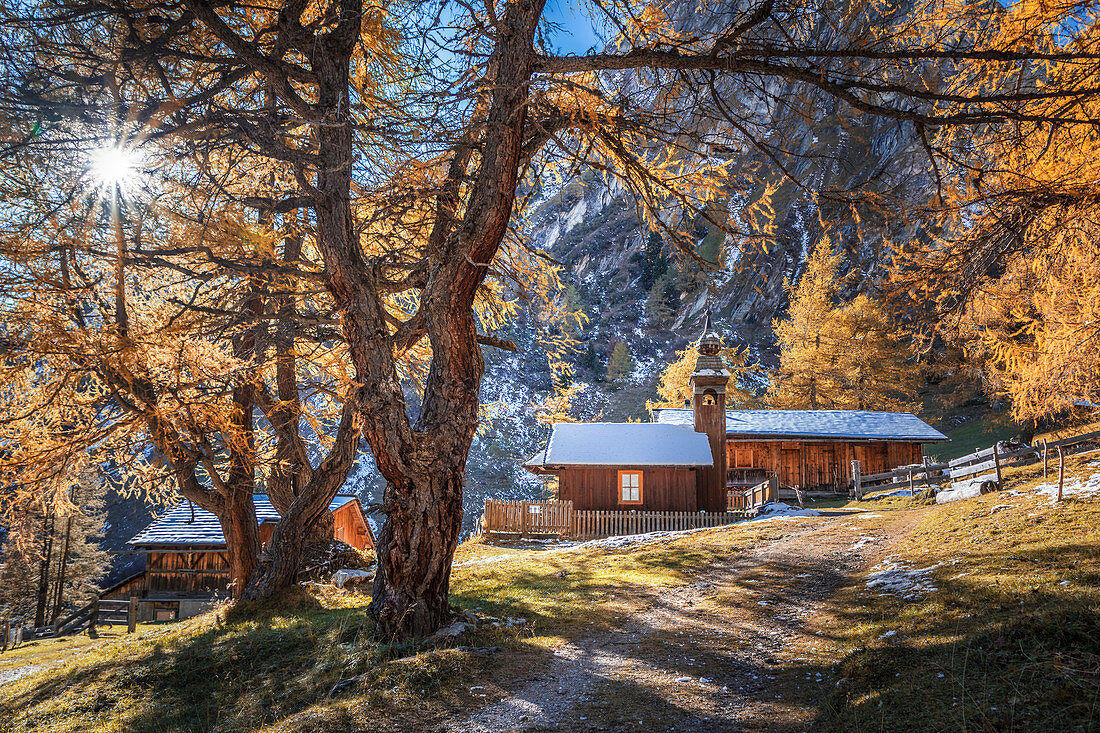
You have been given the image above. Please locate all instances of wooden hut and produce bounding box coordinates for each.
[523,422,714,512]
[108,495,373,620]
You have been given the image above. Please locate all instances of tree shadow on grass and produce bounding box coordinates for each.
[815,540,1100,731]
[2,591,400,733]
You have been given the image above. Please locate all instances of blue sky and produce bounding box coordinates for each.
[543,0,605,54]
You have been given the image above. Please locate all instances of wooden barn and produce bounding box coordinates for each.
[650,407,949,493]
[526,322,948,511]
[107,495,373,620]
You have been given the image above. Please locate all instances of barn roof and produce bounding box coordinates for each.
[524,422,714,470]
[650,408,949,442]
[129,495,360,549]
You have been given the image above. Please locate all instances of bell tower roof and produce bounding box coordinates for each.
[692,313,728,376]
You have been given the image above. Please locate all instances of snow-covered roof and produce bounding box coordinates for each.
[525,422,714,469]
[650,408,949,442]
[129,495,360,548]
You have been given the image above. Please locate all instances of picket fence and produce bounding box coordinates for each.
[481,499,746,540]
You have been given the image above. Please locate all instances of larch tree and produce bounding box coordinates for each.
[771,238,917,411]
[839,294,919,413]
[605,342,635,385]
[0,459,107,626]
[4,0,1100,637]
[769,239,848,409]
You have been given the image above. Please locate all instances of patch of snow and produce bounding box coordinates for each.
[1032,471,1100,502]
[453,553,529,568]
[850,537,880,551]
[870,489,914,498]
[580,524,723,549]
[865,555,941,599]
[746,502,822,523]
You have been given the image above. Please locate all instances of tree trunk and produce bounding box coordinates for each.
[218,490,260,599]
[242,398,360,601]
[368,455,466,638]
[50,515,74,623]
[359,0,542,640]
[34,505,55,627]
[241,493,325,601]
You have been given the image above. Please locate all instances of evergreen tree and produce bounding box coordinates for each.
[636,232,669,291]
[605,342,635,386]
[580,341,604,378]
[645,271,679,326]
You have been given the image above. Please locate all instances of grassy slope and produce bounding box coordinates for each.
[2,459,1098,732]
[817,454,1100,731]
[936,416,1025,461]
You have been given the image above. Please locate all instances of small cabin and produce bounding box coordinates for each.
[107,495,373,620]
[524,422,714,512]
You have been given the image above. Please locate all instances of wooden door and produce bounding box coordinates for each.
[780,449,801,487]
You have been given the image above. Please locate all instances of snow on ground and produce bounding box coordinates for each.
[459,503,823,563]
[0,664,42,685]
[581,524,733,550]
[745,502,822,523]
[850,536,880,551]
[870,488,915,498]
[865,555,941,599]
[1031,471,1100,502]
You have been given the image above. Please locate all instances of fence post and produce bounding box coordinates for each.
[1057,445,1065,502]
[1043,439,1049,479]
[128,597,138,633]
[2,620,8,653]
[521,501,528,537]
[993,442,1002,488]
[88,602,98,637]
[908,469,915,496]
[851,460,862,500]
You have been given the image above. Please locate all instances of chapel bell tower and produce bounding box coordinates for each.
[690,314,729,512]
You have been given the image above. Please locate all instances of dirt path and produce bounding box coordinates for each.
[446,508,927,733]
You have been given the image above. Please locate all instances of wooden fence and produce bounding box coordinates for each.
[481,499,574,536]
[849,435,1085,499]
[728,476,779,511]
[571,509,742,541]
[2,597,139,650]
[851,457,949,499]
[481,499,751,541]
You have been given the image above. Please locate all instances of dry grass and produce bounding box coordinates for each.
[814,454,1100,731]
